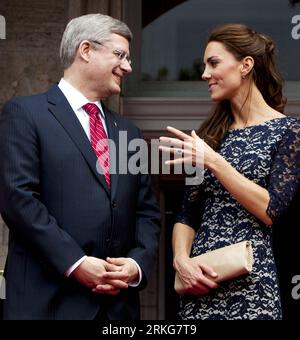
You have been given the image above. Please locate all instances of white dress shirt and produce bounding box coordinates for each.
[58,78,142,286]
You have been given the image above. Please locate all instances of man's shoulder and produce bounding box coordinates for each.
[8,92,45,107]
[6,85,56,107]
[6,84,58,107]
[2,84,59,116]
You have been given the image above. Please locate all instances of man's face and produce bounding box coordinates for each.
[87,33,132,98]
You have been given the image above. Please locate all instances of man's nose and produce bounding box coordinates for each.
[120,59,132,74]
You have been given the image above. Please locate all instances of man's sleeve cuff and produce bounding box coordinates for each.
[127,258,142,287]
[64,255,87,277]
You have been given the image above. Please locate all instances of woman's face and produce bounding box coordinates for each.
[202,41,244,102]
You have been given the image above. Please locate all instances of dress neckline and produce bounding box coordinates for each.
[228,116,288,132]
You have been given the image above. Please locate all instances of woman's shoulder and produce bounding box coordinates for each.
[266,115,300,130]
[262,108,298,127]
[273,115,300,146]
[280,115,300,131]
[286,116,300,142]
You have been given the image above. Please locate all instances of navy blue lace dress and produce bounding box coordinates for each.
[175,117,300,320]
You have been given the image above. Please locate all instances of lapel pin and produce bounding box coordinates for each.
[113,122,118,128]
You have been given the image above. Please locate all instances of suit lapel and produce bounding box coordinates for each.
[47,85,110,197]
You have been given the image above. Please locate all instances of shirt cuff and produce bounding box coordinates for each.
[64,256,87,277]
[127,258,142,287]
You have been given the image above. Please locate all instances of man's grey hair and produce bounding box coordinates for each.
[60,13,133,69]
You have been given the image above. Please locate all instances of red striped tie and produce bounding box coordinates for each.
[83,103,110,188]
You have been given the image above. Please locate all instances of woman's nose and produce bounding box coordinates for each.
[202,68,211,81]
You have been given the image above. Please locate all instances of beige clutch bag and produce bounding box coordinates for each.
[175,241,253,293]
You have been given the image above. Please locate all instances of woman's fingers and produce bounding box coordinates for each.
[158,146,196,166]
[159,145,192,155]
[165,157,194,166]
[159,137,193,151]
[198,264,219,289]
[166,126,192,140]
[159,128,205,168]
[198,276,218,290]
[191,130,198,138]
[199,263,218,278]
[159,136,184,147]
[159,142,194,155]
[184,276,217,295]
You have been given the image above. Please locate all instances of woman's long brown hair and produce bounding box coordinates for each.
[198,24,287,150]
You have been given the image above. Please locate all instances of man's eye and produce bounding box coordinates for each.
[114,51,124,59]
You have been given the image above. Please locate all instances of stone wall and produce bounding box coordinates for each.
[0,0,68,268]
[0,0,70,273]
[0,0,67,110]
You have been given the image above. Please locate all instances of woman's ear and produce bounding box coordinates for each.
[241,56,254,78]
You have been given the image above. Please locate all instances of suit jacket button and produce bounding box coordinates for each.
[112,201,117,208]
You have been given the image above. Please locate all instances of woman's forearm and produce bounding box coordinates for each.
[172,223,196,267]
[208,155,272,225]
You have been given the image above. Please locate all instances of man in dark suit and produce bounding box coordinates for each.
[0,13,160,320]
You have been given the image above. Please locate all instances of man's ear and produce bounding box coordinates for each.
[240,56,254,78]
[78,40,93,63]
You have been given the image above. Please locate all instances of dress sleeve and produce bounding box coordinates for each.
[266,121,300,222]
[174,184,206,231]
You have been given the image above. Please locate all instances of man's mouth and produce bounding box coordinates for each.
[113,72,122,85]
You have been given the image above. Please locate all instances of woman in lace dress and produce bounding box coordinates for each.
[159,24,300,320]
